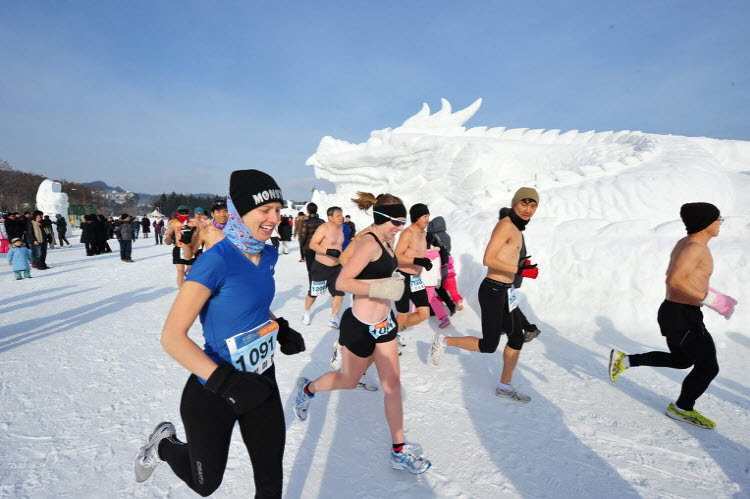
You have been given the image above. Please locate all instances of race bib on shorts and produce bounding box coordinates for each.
[508,286,518,312]
[225,320,279,374]
[369,315,397,339]
[410,275,426,293]
[310,280,327,296]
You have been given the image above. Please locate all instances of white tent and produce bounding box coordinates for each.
[148,209,165,218]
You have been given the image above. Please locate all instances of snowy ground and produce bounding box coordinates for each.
[1,235,749,498]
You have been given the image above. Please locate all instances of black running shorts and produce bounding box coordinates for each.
[477,277,524,352]
[172,246,195,266]
[308,261,345,298]
[339,308,399,358]
[394,270,430,313]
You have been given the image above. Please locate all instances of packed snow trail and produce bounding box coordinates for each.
[1,236,748,498]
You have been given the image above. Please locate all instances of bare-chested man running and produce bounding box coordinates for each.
[609,202,737,429]
[429,188,541,402]
[302,206,346,328]
[165,205,200,288]
[394,204,433,344]
[188,199,229,253]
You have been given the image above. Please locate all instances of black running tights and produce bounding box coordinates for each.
[629,329,719,411]
[158,373,285,498]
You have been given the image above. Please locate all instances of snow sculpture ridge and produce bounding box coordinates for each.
[306,98,682,220]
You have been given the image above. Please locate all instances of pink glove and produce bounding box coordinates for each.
[701,287,738,319]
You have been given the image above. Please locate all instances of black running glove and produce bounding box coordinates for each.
[276,317,306,355]
[326,249,341,258]
[179,225,195,244]
[204,362,275,415]
[413,257,433,271]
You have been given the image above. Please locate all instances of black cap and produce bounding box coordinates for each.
[409,203,429,223]
[680,202,720,234]
[229,170,283,216]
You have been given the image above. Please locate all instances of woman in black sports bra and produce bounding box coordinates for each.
[293,192,432,475]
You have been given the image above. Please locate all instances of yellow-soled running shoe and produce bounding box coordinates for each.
[665,402,716,429]
[608,349,628,382]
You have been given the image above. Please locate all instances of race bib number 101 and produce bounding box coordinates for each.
[369,315,397,339]
[225,320,279,374]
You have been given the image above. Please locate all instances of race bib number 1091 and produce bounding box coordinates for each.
[225,320,279,374]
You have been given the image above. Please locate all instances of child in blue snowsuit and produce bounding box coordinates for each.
[7,238,32,280]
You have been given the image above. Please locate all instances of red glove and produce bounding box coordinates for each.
[518,260,538,279]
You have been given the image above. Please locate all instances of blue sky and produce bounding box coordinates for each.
[1,1,748,200]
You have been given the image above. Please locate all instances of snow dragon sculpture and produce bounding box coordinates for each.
[306,98,742,224]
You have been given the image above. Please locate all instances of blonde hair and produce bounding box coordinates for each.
[351,192,403,211]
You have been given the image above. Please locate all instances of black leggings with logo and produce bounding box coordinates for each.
[158,368,285,498]
[628,301,719,411]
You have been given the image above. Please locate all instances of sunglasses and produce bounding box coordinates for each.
[373,211,406,226]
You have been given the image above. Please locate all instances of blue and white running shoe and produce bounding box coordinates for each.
[391,444,431,475]
[294,377,312,421]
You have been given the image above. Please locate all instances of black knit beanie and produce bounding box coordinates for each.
[680,202,720,234]
[229,170,283,216]
[409,203,430,223]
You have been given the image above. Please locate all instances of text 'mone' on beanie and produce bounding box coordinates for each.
[680,202,720,234]
[512,187,539,207]
[229,169,283,217]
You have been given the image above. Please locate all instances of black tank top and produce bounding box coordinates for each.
[355,232,397,280]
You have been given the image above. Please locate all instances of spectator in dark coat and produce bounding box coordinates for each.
[4,213,23,241]
[141,216,151,238]
[97,214,112,253]
[153,218,164,245]
[107,217,116,238]
[344,215,356,247]
[131,217,140,239]
[41,215,56,248]
[21,212,31,247]
[26,211,49,269]
[278,215,293,254]
[55,214,71,247]
[80,215,96,256]
[116,214,134,262]
[293,212,306,262]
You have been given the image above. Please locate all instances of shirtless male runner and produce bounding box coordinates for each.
[188,199,229,253]
[302,206,346,328]
[394,204,433,342]
[165,206,200,288]
[609,202,737,429]
[430,188,541,402]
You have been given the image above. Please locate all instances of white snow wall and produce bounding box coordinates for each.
[306,99,749,343]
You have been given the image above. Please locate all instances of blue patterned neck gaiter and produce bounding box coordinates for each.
[222,194,266,254]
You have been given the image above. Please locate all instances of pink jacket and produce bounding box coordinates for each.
[447,255,457,278]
